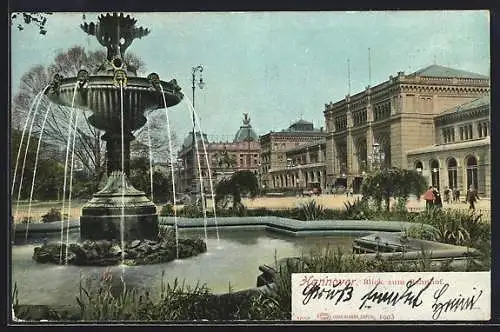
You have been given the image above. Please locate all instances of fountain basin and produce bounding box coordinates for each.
[45,76,183,132]
[12,227,358,306]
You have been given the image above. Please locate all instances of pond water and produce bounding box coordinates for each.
[11,227,360,305]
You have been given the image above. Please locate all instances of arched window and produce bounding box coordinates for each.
[466,156,478,191]
[447,158,458,190]
[430,159,440,189]
[414,161,423,177]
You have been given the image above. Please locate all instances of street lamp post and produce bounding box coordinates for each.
[191,65,205,192]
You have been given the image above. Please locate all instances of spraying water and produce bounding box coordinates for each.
[184,97,220,243]
[11,89,46,197]
[159,85,180,259]
[189,104,209,245]
[25,103,52,242]
[120,82,126,272]
[58,83,79,264]
[14,89,47,238]
[65,107,81,264]
[146,112,155,202]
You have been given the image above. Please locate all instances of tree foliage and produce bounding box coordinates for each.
[361,167,427,211]
[11,45,169,190]
[11,128,65,200]
[128,157,173,203]
[11,12,52,35]
[214,170,259,207]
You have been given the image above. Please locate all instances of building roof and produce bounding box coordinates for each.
[438,95,490,116]
[406,136,490,155]
[292,119,313,126]
[408,64,489,80]
[233,113,259,143]
[182,131,209,148]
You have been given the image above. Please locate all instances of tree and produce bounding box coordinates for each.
[131,111,179,163]
[128,156,173,203]
[361,167,428,211]
[215,170,259,207]
[11,12,52,35]
[11,128,64,201]
[12,45,151,189]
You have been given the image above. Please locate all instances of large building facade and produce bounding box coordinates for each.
[407,96,490,196]
[323,64,490,193]
[259,120,327,190]
[177,114,260,193]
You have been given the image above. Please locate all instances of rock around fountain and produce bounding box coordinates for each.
[32,13,206,266]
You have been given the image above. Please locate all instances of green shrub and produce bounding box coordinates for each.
[343,197,369,220]
[180,203,204,218]
[159,203,174,217]
[74,270,262,321]
[41,208,67,223]
[411,209,489,248]
[298,200,325,221]
[21,216,35,224]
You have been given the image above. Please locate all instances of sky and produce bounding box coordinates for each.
[10,11,490,144]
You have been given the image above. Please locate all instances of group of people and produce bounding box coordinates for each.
[423,186,443,210]
[424,185,480,211]
[443,187,461,203]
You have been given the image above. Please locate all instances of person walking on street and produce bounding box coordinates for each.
[455,188,461,203]
[443,186,450,204]
[467,186,480,211]
[434,189,443,210]
[423,186,435,210]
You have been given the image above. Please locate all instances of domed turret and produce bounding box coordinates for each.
[233,113,258,143]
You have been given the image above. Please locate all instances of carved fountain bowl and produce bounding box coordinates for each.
[46,76,183,132]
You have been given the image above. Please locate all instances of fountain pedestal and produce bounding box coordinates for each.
[79,171,159,241]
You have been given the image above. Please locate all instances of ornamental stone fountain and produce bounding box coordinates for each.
[32,13,207,266]
[45,13,183,242]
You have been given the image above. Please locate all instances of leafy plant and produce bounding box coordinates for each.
[41,208,67,223]
[180,203,204,218]
[11,282,19,315]
[343,197,369,220]
[298,200,325,220]
[159,203,174,217]
[411,209,489,248]
[21,216,35,224]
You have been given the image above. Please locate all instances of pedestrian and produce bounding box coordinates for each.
[467,186,480,211]
[456,188,461,203]
[423,186,435,210]
[443,186,450,204]
[434,190,443,210]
